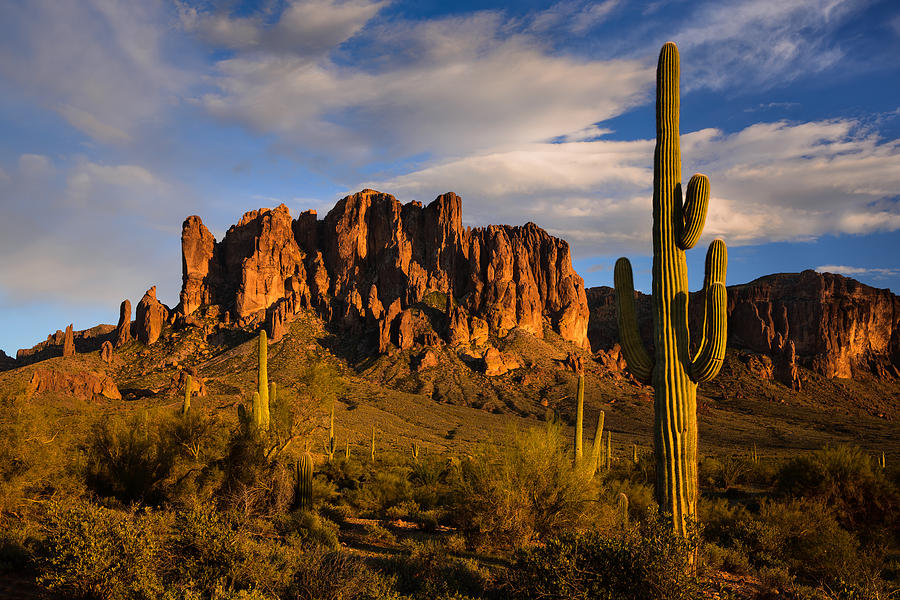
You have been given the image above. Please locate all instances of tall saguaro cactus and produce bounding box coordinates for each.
[258,331,270,431]
[614,42,728,538]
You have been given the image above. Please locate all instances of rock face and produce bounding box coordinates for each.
[28,368,121,401]
[587,270,900,380]
[115,299,132,348]
[62,324,75,357]
[135,286,169,345]
[178,190,590,351]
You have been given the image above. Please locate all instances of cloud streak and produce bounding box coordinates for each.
[372,118,900,256]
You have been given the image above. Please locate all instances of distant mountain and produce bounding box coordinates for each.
[587,270,900,387]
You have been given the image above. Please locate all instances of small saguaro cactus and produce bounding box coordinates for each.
[182,374,192,415]
[345,440,350,460]
[295,452,314,511]
[371,426,376,462]
[606,432,612,470]
[614,41,727,538]
[880,451,886,470]
[258,331,270,432]
[588,411,605,477]
[751,443,759,465]
[632,443,638,465]
[574,372,585,463]
[617,492,629,526]
[411,442,420,463]
[324,402,336,461]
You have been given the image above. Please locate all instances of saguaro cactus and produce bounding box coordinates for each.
[588,411,605,477]
[182,374,192,415]
[574,373,585,463]
[258,331,270,431]
[614,42,727,537]
[617,492,629,526]
[295,452,314,511]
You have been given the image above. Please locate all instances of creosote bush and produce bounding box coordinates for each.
[450,422,597,550]
[508,514,701,600]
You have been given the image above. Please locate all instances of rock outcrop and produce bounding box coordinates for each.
[135,286,169,345]
[16,324,116,365]
[28,368,121,401]
[115,299,131,348]
[62,324,75,357]
[178,190,590,352]
[587,270,900,380]
[100,340,113,364]
[0,350,16,371]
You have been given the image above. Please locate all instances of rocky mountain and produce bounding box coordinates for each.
[7,190,900,393]
[588,270,900,385]
[179,189,590,353]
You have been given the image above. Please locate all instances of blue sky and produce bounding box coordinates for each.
[1,0,900,355]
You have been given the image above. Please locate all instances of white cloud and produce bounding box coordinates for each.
[0,155,183,307]
[179,0,388,57]
[816,265,900,279]
[197,7,653,164]
[673,0,863,90]
[0,0,187,144]
[371,118,900,256]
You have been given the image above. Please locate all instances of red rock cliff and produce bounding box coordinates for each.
[587,270,900,379]
[179,190,590,350]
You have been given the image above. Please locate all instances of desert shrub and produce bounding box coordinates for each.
[701,542,750,575]
[277,510,340,549]
[776,445,900,545]
[216,431,294,516]
[170,505,248,593]
[734,499,878,590]
[378,540,492,599]
[285,545,398,600]
[508,515,701,600]
[450,422,596,550]
[84,413,177,506]
[166,409,223,463]
[348,467,414,516]
[38,498,166,600]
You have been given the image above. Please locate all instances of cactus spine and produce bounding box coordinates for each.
[614,42,727,538]
[574,373,585,463]
[258,331,270,432]
[588,411,605,477]
[182,374,191,415]
[295,452,314,511]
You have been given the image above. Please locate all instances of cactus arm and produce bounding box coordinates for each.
[588,411,605,478]
[690,239,728,382]
[614,258,654,382]
[677,174,709,250]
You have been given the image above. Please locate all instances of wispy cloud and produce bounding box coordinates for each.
[816,265,900,279]
[0,154,184,307]
[0,0,187,144]
[195,5,652,166]
[372,118,900,256]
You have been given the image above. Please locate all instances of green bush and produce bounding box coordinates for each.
[38,499,166,600]
[378,540,491,599]
[450,422,596,550]
[83,413,177,506]
[170,505,248,593]
[776,445,900,546]
[508,515,701,600]
[285,545,399,600]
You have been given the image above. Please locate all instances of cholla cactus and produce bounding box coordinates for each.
[614,42,727,538]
